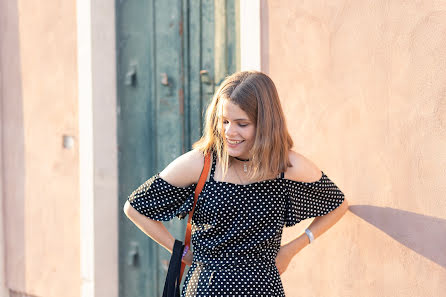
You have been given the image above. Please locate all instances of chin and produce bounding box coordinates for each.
[226,150,239,157]
[227,149,249,158]
[225,142,253,158]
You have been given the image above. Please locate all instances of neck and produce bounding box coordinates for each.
[230,156,251,175]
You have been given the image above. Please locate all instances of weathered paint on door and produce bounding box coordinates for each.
[117,1,239,296]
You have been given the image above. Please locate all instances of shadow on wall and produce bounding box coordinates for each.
[349,205,446,268]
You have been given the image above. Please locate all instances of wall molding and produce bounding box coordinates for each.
[240,0,261,71]
[77,1,119,297]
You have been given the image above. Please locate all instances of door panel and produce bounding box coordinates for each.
[117,1,238,296]
[117,0,156,296]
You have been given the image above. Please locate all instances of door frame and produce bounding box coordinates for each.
[76,0,262,296]
[240,0,263,71]
[76,1,119,297]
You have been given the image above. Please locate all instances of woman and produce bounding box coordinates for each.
[123,71,349,296]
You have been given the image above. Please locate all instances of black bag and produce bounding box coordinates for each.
[162,239,185,297]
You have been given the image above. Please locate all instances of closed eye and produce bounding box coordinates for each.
[222,120,249,126]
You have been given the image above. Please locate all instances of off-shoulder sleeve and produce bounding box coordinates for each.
[284,171,345,227]
[127,173,196,221]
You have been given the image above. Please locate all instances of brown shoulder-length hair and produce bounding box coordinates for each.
[193,71,293,181]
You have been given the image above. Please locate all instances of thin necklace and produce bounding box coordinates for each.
[232,162,246,184]
[234,168,245,185]
[233,156,250,172]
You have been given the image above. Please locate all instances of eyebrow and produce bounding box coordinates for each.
[220,116,250,121]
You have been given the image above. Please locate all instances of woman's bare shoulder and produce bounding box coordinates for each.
[159,148,205,187]
[284,150,323,183]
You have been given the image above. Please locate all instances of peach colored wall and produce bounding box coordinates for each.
[0,1,80,297]
[266,1,446,296]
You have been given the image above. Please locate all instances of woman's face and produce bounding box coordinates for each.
[220,99,256,159]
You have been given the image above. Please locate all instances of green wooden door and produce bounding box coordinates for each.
[117,1,239,296]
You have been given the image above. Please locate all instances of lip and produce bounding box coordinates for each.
[226,139,244,147]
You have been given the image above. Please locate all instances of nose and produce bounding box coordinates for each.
[225,122,236,137]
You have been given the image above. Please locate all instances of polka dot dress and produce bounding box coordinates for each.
[128,151,345,296]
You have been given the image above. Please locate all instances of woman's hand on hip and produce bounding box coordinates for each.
[275,244,295,275]
[181,249,194,266]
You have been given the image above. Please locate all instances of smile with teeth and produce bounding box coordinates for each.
[227,139,244,144]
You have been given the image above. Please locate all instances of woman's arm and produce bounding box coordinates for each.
[123,201,176,253]
[276,150,349,274]
[123,148,205,262]
[284,198,349,256]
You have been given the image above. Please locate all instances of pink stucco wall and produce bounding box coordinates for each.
[0,1,80,296]
[266,1,446,296]
[2,1,445,296]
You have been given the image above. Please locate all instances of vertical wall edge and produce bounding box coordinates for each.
[240,0,261,71]
[77,0,119,297]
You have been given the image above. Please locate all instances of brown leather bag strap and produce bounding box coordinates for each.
[179,151,212,279]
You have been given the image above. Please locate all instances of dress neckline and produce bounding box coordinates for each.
[208,173,325,187]
[210,177,282,187]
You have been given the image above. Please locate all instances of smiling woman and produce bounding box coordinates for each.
[123,71,348,297]
[194,71,294,182]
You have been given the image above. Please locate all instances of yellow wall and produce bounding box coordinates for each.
[267,1,446,296]
[0,1,80,296]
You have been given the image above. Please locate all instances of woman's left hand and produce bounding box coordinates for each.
[275,244,295,275]
[181,249,194,266]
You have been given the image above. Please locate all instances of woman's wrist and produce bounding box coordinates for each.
[287,233,310,256]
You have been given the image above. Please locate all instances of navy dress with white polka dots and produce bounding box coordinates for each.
[127,151,345,296]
